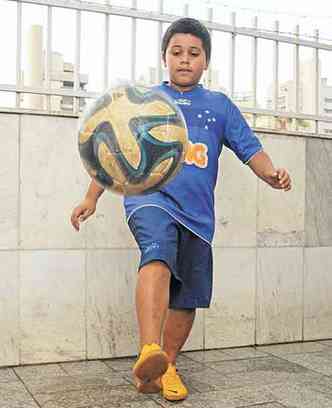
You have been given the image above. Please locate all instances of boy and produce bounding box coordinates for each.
[71,18,291,401]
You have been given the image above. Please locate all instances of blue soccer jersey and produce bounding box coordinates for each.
[124,82,262,244]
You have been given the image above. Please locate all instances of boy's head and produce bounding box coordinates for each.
[162,18,211,65]
[161,18,211,91]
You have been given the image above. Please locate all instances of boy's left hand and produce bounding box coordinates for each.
[266,168,291,191]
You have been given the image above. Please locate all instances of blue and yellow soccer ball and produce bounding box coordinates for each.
[78,85,188,195]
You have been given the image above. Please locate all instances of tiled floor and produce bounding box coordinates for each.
[1,340,332,407]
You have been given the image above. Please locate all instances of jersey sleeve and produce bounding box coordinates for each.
[223,99,262,164]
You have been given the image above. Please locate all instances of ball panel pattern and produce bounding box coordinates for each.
[78,85,188,195]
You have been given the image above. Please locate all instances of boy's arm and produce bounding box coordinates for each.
[247,150,291,191]
[71,179,105,231]
[85,179,105,201]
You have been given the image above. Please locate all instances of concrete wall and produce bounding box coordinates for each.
[0,112,331,367]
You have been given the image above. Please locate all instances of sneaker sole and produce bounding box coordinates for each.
[133,351,168,383]
[163,392,188,402]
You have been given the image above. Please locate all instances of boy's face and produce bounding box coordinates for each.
[163,33,208,92]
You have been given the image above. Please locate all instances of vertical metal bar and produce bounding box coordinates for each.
[45,5,52,112]
[252,16,258,108]
[252,16,258,128]
[314,29,320,135]
[131,0,137,82]
[293,24,300,131]
[229,12,236,98]
[156,0,163,83]
[74,9,81,113]
[183,3,189,17]
[294,24,300,114]
[104,13,110,90]
[207,7,213,89]
[273,20,279,112]
[16,0,22,108]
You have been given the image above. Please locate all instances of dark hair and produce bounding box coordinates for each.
[161,18,211,64]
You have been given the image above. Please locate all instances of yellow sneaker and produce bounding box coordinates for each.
[161,364,188,401]
[133,343,168,384]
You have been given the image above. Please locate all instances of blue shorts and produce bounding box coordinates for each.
[128,207,213,309]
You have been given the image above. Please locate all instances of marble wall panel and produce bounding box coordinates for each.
[214,147,258,247]
[20,115,87,249]
[0,114,19,249]
[87,249,140,358]
[257,134,305,247]
[0,252,19,366]
[205,248,256,348]
[305,138,332,246]
[304,247,332,340]
[20,251,86,363]
[85,194,137,249]
[256,248,303,344]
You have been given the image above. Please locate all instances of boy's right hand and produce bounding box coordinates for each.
[70,198,97,231]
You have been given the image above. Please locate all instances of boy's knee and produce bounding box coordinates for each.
[140,260,170,273]
[139,261,171,283]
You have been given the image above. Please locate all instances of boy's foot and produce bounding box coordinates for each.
[133,343,168,384]
[135,376,161,394]
[161,364,188,401]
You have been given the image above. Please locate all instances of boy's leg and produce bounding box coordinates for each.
[159,227,212,401]
[133,260,170,386]
[162,308,195,364]
[159,308,195,401]
[136,261,171,346]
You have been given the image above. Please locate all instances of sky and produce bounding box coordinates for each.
[0,0,332,109]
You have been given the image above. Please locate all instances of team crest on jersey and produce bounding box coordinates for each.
[175,98,192,106]
[185,141,208,168]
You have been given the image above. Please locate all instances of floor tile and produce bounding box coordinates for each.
[257,341,328,356]
[318,340,332,347]
[21,371,128,396]
[34,385,152,408]
[277,351,332,376]
[151,385,277,408]
[0,368,19,383]
[60,360,112,377]
[14,364,66,382]
[104,357,135,373]
[0,381,39,408]
[270,382,332,408]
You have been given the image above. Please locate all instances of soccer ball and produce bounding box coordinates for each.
[78,85,188,195]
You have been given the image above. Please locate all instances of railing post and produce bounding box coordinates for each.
[252,16,258,126]
[294,24,300,130]
[229,12,236,98]
[103,8,110,91]
[73,9,81,114]
[156,0,163,84]
[45,5,52,112]
[15,0,22,108]
[131,0,137,83]
[314,29,320,135]
[206,7,213,89]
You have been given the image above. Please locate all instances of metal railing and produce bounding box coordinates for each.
[1,0,332,139]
